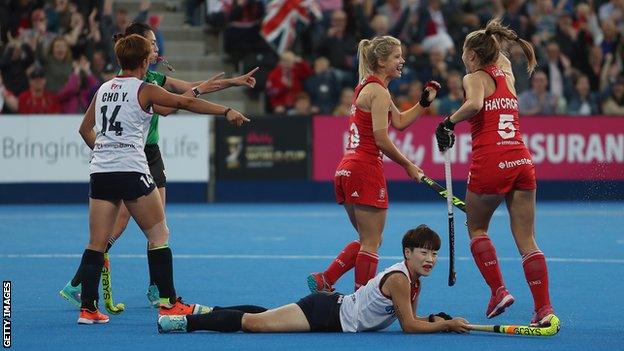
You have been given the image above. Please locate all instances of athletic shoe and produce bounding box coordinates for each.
[307,272,335,293]
[159,297,212,316]
[77,308,110,324]
[59,281,82,308]
[147,284,160,308]
[157,315,188,333]
[530,305,556,327]
[486,286,515,318]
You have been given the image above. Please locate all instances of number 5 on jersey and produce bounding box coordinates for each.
[498,114,515,139]
[101,105,123,136]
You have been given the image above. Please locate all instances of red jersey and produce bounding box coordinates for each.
[343,76,389,165]
[17,90,61,114]
[469,64,526,156]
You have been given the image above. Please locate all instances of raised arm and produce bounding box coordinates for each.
[384,273,465,333]
[164,67,258,94]
[390,81,440,130]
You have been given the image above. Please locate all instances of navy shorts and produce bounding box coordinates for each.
[295,292,343,332]
[89,172,156,201]
[145,144,166,188]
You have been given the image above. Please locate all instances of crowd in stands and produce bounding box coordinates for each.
[2,0,623,116]
[0,0,156,114]
[195,0,624,116]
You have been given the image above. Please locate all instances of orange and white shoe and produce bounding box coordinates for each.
[159,297,212,316]
[77,308,110,324]
[307,272,335,293]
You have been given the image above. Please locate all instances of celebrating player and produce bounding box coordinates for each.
[434,19,557,327]
[158,225,470,334]
[60,21,258,309]
[73,34,248,324]
[307,36,440,293]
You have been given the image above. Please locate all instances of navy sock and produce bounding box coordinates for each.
[147,246,176,301]
[79,249,104,310]
[214,305,267,314]
[186,309,244,332]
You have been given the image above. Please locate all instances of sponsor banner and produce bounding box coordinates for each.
[0,115,210,183]
[215,116,309,180]
[313,116,624,181]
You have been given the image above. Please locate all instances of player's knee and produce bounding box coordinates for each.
[242,314,268,332]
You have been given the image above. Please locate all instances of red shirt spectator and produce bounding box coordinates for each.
[18,68,61,114]
[266,51,313,113]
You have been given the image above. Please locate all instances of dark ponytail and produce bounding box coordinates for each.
[112,33,125,43]
[112,22,153,44]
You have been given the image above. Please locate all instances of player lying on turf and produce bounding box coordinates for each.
[158,225,470,333]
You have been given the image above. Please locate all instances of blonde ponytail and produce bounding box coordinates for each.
[357,39,372,82]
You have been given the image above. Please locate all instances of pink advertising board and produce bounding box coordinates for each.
[312,116,624,181]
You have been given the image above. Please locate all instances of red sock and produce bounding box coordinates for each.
[470,236,505,294]
[354,250,379,291]
[324,241,361,285]
[522,250,551,311]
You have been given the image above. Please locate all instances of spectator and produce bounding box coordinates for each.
[46,0,72,34]
[90,49,107,82]
[602,77,624,115]
[529,0,557,47]
[519,71,560,115]
[0,72,19,113]
[0,33,35,95]
[185,0,206,27]
[304,56,341,114]
[20,9,57,57]
[567,74,601,115]
[600,19,621,56]
[540,41,572,100]
[100,0,150,64]
[434,71,463,115]
[332,87,354,116]
[315,10,358,73]
[354,0,411,39]
[287,92,314,116]
[148,14,165,71]
[17,67,61,114]
[510,44,531,93]
[417,0,454,53]
[396,80,425,112]
[56,55,100,113]
[266,51,313,113]
[41,36,73,93]
[598,0,624,25]
[224,0,265,65]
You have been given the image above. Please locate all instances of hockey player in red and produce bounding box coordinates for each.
[435,19,557,328]
[308,35,441,293]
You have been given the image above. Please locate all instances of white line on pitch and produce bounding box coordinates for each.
[0,253,623,264]
[0,208,621,221]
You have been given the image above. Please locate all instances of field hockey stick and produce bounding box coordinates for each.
[468,315,560,337]
[102,253,125,314]
[420,175,466,213]
[444,151,456,286]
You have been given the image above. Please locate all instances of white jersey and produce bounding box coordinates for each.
[339,261,420,332]
[90,76,153,174]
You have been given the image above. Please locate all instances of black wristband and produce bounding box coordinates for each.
[442,117,455,130]
[224,107,232,117]
[191,86,201,98]
[419,90,432,107]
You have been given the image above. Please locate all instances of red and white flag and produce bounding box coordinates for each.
[261,0,320,54]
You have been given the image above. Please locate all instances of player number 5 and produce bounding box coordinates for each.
[497,114,515,139]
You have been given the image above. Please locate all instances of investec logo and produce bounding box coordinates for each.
[498,158,532,169]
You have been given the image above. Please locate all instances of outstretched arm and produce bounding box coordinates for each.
[141,83,249,126]
[385,273,469,333]
[164,67,259,94]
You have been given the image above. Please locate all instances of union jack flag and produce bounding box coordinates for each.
[260,0,321,54]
